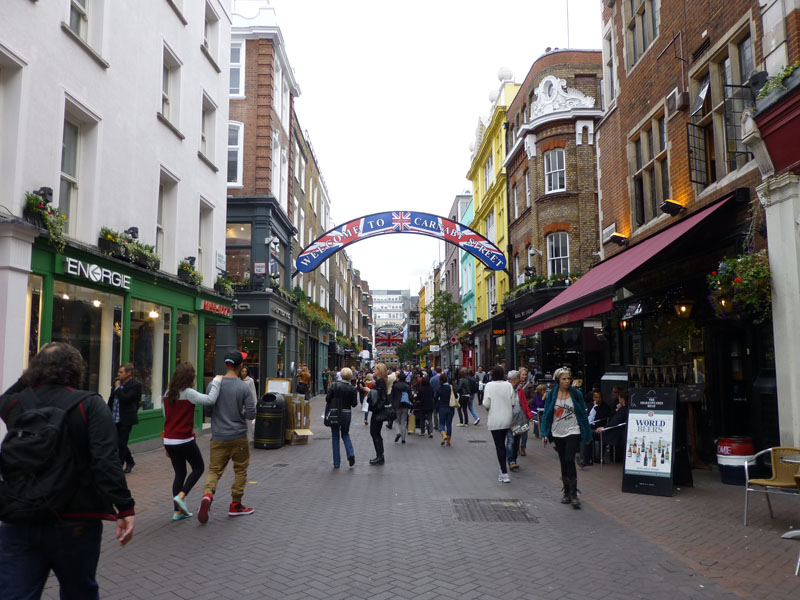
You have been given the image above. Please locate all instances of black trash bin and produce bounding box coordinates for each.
[254,393,286,449]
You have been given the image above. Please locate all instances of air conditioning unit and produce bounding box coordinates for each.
[666,88,689,117]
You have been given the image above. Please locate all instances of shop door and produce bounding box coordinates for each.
[714,326,752,438]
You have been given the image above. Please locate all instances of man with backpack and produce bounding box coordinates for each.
[0,342,136,599]
[391,370,412,444]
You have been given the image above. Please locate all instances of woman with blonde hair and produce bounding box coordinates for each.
[325,367,358,468]
[365,362,389,465]
[541,367,592,508]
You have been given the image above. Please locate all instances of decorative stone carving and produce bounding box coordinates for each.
[531,75,596,118]
[524,133,537,158]
[575,120,595,145]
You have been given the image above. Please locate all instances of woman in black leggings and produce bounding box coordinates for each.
[541,367,592,509]
[162,363,222,520]
[363,362,389,465]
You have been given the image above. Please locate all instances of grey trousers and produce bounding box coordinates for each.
[395,407,409,442]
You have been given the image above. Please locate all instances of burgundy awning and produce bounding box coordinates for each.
[520,197,732,336]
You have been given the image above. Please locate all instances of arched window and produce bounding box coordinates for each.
[547,232,569,276]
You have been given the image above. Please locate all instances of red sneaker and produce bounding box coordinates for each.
[198,493,213,524]
[228,502,255,516]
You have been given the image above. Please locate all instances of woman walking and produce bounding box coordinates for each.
[366,363,389,465]
[455,368,471,427]
[162,363,222,520]
[541,367,592,508]
[361,373,374,424]
[415,375,435,437]
[483,365,516,483]
[325,367,358,468]
[391,370,412,444]
[434,373,454,446]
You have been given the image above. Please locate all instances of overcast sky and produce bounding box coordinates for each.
[268,0,603,293]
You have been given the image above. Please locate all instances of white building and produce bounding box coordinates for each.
[372,289,410,330]
[0,1,233,440]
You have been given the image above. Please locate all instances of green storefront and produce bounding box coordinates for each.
[24,239,232,444]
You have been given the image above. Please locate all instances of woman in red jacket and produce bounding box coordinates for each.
[163,363,222,521]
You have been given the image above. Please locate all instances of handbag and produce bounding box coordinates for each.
[510,388,529,436]
[324,406,340,427]
[448,385,459,408]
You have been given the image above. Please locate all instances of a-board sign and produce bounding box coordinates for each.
[266,378,291,395]
[678,383,705,403]
[622,387,677,497]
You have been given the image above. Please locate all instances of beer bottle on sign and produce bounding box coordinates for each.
[665,444,670,461]
[661,448,665,464]
[652,453,657,467]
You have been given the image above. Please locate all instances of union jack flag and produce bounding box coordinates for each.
[375,331,404,347]
[391,212,411,232]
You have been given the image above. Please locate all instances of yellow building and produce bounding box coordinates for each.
[466,77,518,368]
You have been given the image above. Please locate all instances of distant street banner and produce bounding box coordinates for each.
[295,211,507,273]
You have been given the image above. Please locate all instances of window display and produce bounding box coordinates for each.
[130,299,171,409]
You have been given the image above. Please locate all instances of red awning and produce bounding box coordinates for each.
[520,197,732,336]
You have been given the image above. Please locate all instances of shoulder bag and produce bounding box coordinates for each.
[448,385,459,408]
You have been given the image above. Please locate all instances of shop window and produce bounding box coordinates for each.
[51,280,123,394]
[176,311,198,367]
[687,27,754,188]
[276,330,287,377]
[129,299,171,410]
[237,327,261,392]
[203,324,217,389]
[547,232,569,276]
[25,275,43,369]
[226,222,251,283]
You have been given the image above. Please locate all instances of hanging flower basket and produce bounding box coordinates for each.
[178,260,202,286]
[23,192,66,252]
[707,250,772,324]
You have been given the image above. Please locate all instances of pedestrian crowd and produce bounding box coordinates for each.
[0,338,630,599]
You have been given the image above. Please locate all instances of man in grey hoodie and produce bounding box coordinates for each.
[198,351,257,523]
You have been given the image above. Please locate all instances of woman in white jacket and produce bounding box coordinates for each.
[483,365,518,483]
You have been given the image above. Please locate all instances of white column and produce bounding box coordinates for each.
[757,173,800,447]
[0,221,38,443]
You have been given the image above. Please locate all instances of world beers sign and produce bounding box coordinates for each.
[622,387,677,497]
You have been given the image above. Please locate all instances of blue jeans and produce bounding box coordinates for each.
[438,406,454,436]
[0,519,103,600]
[468,394,479,420]
[506,430,521,465]
[331,410,354,467]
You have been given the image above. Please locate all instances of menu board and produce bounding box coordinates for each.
[622,387,677,497]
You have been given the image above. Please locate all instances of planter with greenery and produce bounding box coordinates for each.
[23,192,67,253]
[756,61,800,105]
[214,275,236,298]
[178,260,203,286]
[707,250,772,324]
[296,298,336,332]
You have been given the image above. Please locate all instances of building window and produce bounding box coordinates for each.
[515,254,524,285]
[603,26,616,105]
[272,135,280,198]
[483,153,494,192]
[274,62,282,123]
[524,171,531,207]
[630,114,668,227]
[547,232,569,276]
[512,184,518,220]
[161,45,181,125]
[69,0,88,40]
[687,28,754,188]
[203,1,219,58]
[229,42,244,96]
[544,149,565,193]
[200,94,216,158]
[227,122,243,185]
[485,210,495,243]
[226,223,251,283]
[59,119,79,230]
[486,274,496,315]
[156,184,165,259]
[625,0,660,69]
[198,200,213,277]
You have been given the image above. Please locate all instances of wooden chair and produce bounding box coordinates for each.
[743,447,800,526]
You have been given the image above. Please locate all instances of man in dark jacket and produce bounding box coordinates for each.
[0,342,136,599]
[108,363,142,473]
[596,388,629,462]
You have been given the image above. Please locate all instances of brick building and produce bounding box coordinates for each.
[503,49,604,383]
[521,0,780,460]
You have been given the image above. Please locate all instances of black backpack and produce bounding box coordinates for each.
[0,387,91,522]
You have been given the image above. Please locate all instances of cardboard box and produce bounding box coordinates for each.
[285,428,314,445]
[283,393,313,444]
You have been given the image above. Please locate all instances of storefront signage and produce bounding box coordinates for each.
[492,328,506,336]
[430,344,440,352]
[622,388,677,497]
[273,306,291,320]
[197,299,232,317]
[232,303,251,311]
[253,261,266,275]
[216,250,226,271]
[64,257,131,290]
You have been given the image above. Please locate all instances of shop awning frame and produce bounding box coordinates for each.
[520,197,733,336]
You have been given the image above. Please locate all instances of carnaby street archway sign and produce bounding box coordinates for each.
[294,210,507,274]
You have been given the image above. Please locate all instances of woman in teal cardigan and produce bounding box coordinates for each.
[541,367,592,509]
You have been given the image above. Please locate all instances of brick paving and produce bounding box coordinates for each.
[41,395,800,599]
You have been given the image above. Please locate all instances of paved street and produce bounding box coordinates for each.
[44,395,800,600]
